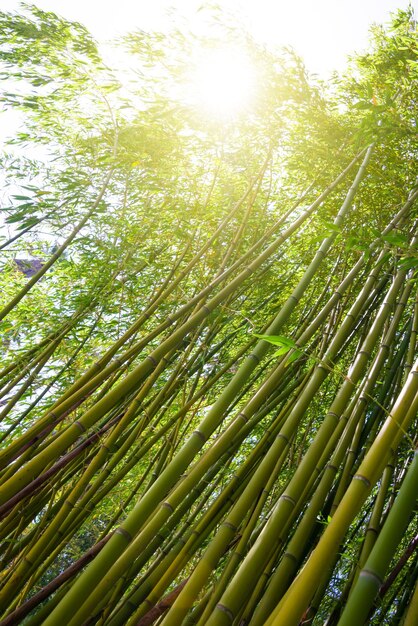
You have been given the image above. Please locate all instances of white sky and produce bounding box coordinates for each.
[2,0,417,75]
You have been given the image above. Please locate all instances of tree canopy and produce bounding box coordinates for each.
[0,4,417,625]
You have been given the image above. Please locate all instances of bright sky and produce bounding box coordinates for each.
[2,0,417,75]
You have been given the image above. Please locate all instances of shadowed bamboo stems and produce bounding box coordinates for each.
[403,577,418,626]
[196,459,283,625]
[250,320,409,625]
[355,460,394,571]
[202,277,396,621]
[104,464,233,616]
[202,257,417,624]
[264,358,418,626]
[0,533,111,626]
[93,462,256,626]
[75,384,295,623]
[87,400,294,624]
[159,437,294,625]
[337,447,418,626]
[122,475,254,626]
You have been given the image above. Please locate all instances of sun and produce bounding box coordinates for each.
[190,47,256,119]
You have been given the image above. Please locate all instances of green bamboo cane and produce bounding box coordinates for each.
[0,374,163,604]
[235,552,278,626]
[264,359,418,626]
[103,455,255,626]
[379,533,418,601]
[2,352,290,564]
[123,477,252,626]
[159,442,292,625]
[102,458,237,626]
[404,291,418,380]
[273,371,411,624]
[96,386,298,624]
[195,454,285,625]
[390,557,418,624]
[100,465,225,625]
[250,389,368,625]
[41,366,288,620]
[252,342,407,626]
[403,578,418,626]
[11,332,247,516]
[337,447,418,626]
[356,461,394,572]
[330,343,406,515]
[0,409,122,529]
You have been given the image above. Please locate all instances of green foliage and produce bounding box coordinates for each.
[0,5,417,626]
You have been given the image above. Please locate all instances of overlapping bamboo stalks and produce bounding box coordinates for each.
[0,113,417,626]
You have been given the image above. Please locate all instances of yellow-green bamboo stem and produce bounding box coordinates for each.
[265,359,418,626]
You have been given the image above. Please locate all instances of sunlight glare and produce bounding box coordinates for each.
[191,47,256,119]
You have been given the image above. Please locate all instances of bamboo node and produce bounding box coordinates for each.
[360,568,384,585]
[146,354,158,367]
[115,526,133,542]
[248,352,261,363]
[276,433,290,444]
[192,430,206,442]
[326,463,338,472]
[74,420,86,433]
[216,603,234,621]
[280,494,296,506]
[161,501,174,512]
[327,411,340,420]
[353,473,372,488]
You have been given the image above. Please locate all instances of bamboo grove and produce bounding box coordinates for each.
[0,5,417,625]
